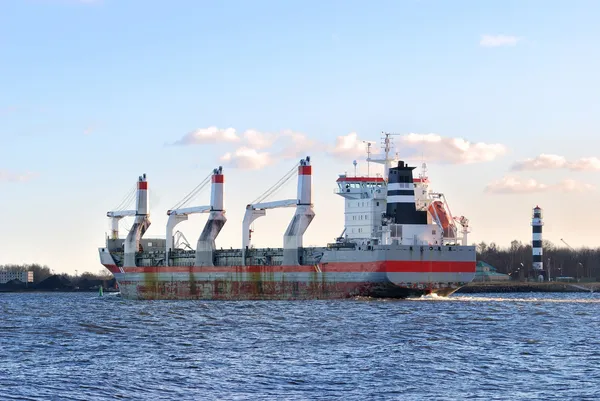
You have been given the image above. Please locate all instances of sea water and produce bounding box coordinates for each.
[0,292,599,400]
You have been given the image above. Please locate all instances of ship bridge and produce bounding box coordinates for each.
[335,175,386,199]
[335,174,387,244]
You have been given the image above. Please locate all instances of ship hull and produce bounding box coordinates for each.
[100,261,475,300]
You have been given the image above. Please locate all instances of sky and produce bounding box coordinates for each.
[1,0,599,274]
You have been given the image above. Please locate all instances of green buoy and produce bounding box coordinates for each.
[99,286,103,297]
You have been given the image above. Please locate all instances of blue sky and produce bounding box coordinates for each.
[1,0,599,274]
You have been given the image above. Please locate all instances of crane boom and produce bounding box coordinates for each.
[106,210,137,240]
[167,205,212,216]
[249,199,297,210]
[107,210,136,218]
[560,238,574,250]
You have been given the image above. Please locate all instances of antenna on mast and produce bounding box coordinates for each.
[363,141,372,176]
[353,160,357,177]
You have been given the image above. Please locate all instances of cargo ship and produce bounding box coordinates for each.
[99,133,476,300]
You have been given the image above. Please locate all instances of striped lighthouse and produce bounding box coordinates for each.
[531,206,544,274]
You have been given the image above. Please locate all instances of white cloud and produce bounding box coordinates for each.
[218,130,315,170]
[480,34,521,47]
[174,127,310,155]
[173,126,239,145]
[511,154,567,171]
[484,176,548,194]
[220,147,273,170]
[485,176,595,194]
[511,154,600,171]
[559,179,596,192]
[186,128,507,171]
[329,132,374,160]
[569,157,600,171]
[398,133,507,164]
[0,170,37,182]
[242,130,276,150]
[276,130,316,160]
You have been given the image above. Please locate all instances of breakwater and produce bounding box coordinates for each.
[457,281,598,294]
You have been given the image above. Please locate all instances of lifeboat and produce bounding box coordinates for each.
[428,201,454,237]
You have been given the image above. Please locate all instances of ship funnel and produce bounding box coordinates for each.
[386,161,427,225]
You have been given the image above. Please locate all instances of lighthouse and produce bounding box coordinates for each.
[531,206,544,280]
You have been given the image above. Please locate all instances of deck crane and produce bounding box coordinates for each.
[123,173,151,267]
[453,216,470,246]
[165,166,226,266]
[242,156,314,266]
[106,183,138,240]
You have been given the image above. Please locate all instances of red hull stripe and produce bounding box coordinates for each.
[137,181,148,190]
[212,175,224,183]
[298,165,312,175]
[103,261,475,274]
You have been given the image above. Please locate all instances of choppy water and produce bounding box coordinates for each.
[1,292,599,400]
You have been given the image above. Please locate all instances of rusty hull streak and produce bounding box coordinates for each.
[119,276,460,300]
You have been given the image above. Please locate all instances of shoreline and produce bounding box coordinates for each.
[0,289,119,294]
[456,281,598,294]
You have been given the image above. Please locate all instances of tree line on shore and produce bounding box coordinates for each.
[2,239,599,282]
[476,240,599,280]
[0,263,113,286]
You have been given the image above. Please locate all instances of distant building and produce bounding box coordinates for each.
[473,261,510,282]
[0,271,34,284]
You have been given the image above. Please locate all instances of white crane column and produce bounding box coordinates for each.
[196,167,227,266]
[166,214,189,265]
[110,218,121,240]
[242,208,266,251]
[124,174,151,267]
[283,157,315,265]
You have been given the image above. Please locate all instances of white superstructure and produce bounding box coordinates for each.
[334,132,471,248]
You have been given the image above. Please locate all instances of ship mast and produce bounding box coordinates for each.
[362,140,373,177]
[367,131,402,181]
